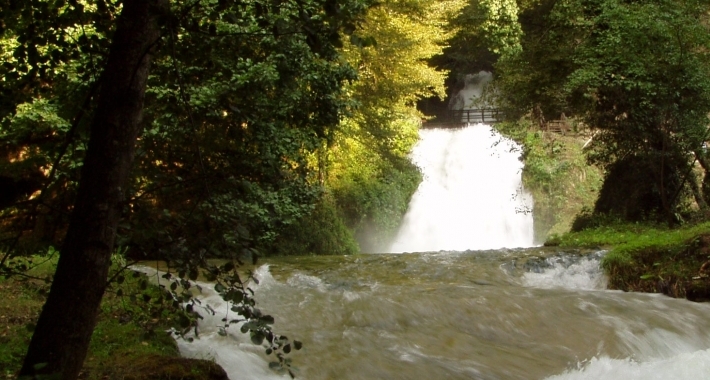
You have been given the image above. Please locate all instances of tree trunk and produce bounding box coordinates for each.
[689,171,708,210]
[694,150,710,206]
[19,1,165,378]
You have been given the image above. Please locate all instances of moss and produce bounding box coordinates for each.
[496,120,604,243]
[604,233,710,301]
[86,354,228,380]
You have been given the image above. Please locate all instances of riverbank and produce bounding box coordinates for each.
[546,220,710,301]
[0,256,227,379]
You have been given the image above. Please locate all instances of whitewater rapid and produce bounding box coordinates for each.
[139,250,710,380]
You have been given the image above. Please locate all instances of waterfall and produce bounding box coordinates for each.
[388,70,533,253]
[388,125,534,252]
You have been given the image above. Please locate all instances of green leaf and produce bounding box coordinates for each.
[179,314,191,328]
[228,290,243,303]
[268,362,281,370]
[260,314,275,324]
[251,331,265,345]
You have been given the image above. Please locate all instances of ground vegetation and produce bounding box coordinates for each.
[0,254,226,379]
[496,119,603,242]
[546,220,710,301]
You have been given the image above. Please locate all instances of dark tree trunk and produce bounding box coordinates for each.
[19,1,165,378]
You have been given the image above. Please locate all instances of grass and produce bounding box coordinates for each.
[1,254,59,377]
[546,221,710,300]
[0,253,226,379]
[0,280,41,378]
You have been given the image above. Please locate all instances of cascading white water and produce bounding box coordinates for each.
[388,124,534,252]
[145,251,710,380]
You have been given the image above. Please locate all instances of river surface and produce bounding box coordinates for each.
[160,250,710,380]
[161,123,710,379]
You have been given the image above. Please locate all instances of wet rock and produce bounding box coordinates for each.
[101,354,229,380]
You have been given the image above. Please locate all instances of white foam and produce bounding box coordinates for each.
[175,280,289,380]
[546,349,710,380]
[522,256,607,290]
[286,273,327,291]
[133,265,288,379]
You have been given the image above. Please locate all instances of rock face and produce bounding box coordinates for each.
[102,354,229,380]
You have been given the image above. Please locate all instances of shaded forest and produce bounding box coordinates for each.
[2,0,710,378]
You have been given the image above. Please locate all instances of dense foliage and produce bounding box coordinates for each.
[494,0,710,223]
[322,0,463,252]
[1,0,463,259]
[1,0,457,375]
[496,120,603,242]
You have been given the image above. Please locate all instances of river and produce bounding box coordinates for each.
[169,250,710,379]
[165,123,710,379]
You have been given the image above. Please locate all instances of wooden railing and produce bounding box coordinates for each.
[420,110,583,135]
[422,108,505,129]
[545,119,571,134]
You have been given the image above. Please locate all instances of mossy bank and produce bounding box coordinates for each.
[547,221,710,301]
[495,120,604,243]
